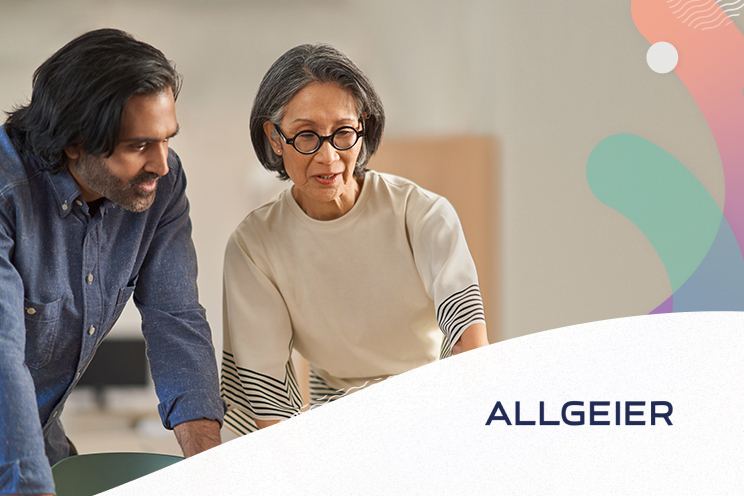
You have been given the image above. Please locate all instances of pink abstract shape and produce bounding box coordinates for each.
[632,0,744,255]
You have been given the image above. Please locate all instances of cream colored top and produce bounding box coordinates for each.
[221,171,484,433]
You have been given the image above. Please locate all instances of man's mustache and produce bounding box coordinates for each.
[128,171,160,187]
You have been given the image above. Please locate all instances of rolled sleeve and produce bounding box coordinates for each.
[0,457,55,495]
[158,388,227,430]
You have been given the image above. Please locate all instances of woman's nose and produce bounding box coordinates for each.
[313,140,340,164]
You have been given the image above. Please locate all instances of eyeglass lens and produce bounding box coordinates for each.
[293,127,359,153]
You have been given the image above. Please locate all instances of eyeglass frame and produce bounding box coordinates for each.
[274,118,365,155]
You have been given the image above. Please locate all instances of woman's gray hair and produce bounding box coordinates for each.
[249,43,385,180]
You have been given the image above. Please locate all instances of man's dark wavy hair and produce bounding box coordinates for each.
[4,28,182,172]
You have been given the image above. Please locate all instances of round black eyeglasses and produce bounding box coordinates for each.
[275,121,364,155]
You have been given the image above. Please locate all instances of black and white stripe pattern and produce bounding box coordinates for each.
[309,368,347,408]
[221,350,303,435]
[437,284,485,358]
[223,403,259,434]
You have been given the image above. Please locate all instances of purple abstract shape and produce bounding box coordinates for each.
[650,295,673,314]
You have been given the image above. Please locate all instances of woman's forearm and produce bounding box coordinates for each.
[452,322,489,355]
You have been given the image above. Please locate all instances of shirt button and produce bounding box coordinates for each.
[87,273,94,284]
[75,199,83,206]
[26,307,36,315]
[88,326,96,335]
[61,202,68,211]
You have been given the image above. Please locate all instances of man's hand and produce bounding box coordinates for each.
[451,322,489,355]
[173,419,221,457]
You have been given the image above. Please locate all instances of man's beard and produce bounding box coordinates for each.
[75,155,160,213]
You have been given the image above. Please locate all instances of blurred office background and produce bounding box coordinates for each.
[0,0,728,453]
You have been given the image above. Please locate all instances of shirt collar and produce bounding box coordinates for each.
[0,125,82,219]
[0,125,116,217]
[47,166,86,219]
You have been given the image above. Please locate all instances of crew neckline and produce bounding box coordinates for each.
[284,170,375,229]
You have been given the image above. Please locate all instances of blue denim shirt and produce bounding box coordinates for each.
[0,126,226,494]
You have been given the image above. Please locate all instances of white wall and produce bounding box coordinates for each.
[0,0,728,349]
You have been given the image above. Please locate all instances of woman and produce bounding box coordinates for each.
[221,43,488,434]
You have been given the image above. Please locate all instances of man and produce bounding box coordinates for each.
[0,29,225,495]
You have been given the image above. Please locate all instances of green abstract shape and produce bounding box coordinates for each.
[587,133,722,292]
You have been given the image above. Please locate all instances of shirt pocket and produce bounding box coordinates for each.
[24,297,62,370]
[111,278,137,325]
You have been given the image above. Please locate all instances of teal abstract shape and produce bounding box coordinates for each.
[587,133,722,293]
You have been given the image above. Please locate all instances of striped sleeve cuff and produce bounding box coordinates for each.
[220,351,303,435]
[437,284,486,358]
[308,368,347,408]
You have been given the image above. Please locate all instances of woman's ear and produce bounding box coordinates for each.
[263,121,282,155]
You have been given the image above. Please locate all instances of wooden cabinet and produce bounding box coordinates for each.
[370,135,500,343]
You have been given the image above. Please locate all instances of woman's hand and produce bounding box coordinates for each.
[255,418,281,429]
[451,322,489,355]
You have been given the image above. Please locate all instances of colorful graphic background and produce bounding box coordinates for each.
[587,0,744,312]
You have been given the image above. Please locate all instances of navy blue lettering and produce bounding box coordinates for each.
[562,401,584,426]
[515,401,535,425]
[539,401,559,425]
[487,400,673,427]
[625,401,645,425]
[590,401,610,425]
[485,401,511,425]
[651,401,673,426]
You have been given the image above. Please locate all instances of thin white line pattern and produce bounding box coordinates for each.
[300,371,385,413]
[668,0,741,30]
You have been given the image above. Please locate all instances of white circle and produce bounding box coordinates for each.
[647,41,678,74]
